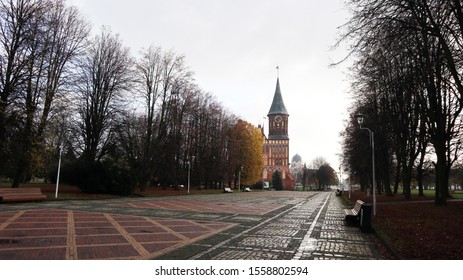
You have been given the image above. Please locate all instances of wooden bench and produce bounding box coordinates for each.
[244,187,252,192]
[344,200,364,221]
[223,187,233,193]
[0,188,47,203]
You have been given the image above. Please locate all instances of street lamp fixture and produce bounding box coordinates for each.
[355,113,377,216]
[356,114,364,125]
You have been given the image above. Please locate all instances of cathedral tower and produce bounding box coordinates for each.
[268,78,289,140]
[262,76,294,190]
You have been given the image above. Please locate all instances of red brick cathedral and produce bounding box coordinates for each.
[262,77,295,190]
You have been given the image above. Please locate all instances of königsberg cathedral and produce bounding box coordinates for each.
[261,76,295,190]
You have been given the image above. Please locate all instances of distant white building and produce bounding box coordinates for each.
[290,154,304,183]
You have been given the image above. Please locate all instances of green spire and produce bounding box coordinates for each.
[267,78,289,116]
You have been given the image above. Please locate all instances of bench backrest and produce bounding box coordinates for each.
[354,200,364,212]
[0,187,46,203]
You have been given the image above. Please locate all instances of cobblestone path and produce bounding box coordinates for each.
[158,192,382,260]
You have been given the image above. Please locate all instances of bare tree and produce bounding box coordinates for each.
[75,27,132,164]
[0,0,44,179]
[134,46,192,191]
[338,0,463,205]
[311,156,328,170]
[0,0,89,186]
[11,0,89,187]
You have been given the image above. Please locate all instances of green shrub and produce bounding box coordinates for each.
[55,158,135,195]
[272,171,283,191]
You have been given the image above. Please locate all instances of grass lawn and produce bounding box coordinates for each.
[409,188,463,199]
[344,191,463,259]
[410,189,435,197]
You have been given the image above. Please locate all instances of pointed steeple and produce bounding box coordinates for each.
[268,78,289,116]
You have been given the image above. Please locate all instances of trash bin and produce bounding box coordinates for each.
[360,203,372,233]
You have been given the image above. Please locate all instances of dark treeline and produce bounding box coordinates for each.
[338,0,463,205]
[0,0,263,194]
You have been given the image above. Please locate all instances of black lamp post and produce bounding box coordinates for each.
[355,113,376,216]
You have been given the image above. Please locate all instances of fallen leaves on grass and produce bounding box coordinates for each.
[346,191,463,259]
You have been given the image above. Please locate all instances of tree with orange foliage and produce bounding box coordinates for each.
[227,119,264,188]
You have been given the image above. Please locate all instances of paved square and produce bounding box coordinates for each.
[0,192,384,260]
[112,199,284,215]
[0,209,236,260]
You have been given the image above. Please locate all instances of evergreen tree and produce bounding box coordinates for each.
[272,171,283,191]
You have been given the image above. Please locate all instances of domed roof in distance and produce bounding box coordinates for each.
[292,153,302,163]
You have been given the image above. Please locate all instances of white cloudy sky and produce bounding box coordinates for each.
[70,0,352,169]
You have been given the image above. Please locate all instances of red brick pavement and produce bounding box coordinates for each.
[0,209,235,260]
[113,199,284,215]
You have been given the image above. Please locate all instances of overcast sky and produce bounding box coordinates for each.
[71,0,352,170]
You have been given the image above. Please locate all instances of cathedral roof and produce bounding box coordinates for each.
[268,78,289,116]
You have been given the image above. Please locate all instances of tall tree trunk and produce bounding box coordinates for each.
[434,145,448,206]
[417,148,426,196]
[394,161,401,194]
[402,166,412,200]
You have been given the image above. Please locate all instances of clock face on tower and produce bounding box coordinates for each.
[275,115,282,123]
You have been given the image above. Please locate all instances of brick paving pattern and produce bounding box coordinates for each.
[0,191,383,260]
[113,199,284,215]
[0,209,235,260]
